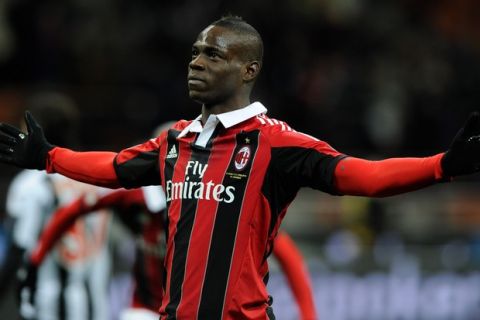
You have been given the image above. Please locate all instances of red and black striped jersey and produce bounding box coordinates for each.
[114,102,345,319]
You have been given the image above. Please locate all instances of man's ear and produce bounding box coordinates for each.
[243,61,261,83]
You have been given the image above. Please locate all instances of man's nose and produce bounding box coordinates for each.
[189,55,205,70]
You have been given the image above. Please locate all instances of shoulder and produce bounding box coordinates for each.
[171,119,191,131]
[148,120,190,143]
[252,114,294,134]
[252,114,342,156]
[245,114,294,146]
[253,115,327,144]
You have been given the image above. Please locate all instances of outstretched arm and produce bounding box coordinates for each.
[334,154,444,197]
[46,147,120,188]
[335,112,480,197]
[273,232,318,320]
[0,111,120,188]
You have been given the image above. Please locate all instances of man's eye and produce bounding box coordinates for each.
[209,52,219,58]
[192,49,198,57]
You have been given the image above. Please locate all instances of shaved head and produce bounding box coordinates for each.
[210,16,263,64]
[188,16,263,111]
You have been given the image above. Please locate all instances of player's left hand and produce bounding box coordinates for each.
[442,111,480,177]
[0,111,54,170]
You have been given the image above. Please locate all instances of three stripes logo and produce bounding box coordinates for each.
[256,114,293,132]
[167,145,178,159]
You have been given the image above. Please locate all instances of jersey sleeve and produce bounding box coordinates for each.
[114,137,162,189]
[47,148,121,188]
[268,128,346,195]
[334,153,445,197]
[272,232,318,320]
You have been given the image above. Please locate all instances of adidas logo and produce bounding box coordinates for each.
[167,145,178,158]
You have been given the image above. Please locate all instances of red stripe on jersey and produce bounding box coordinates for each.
[157,130,170,313]
[165,138,212,316]
[197,131,261,318]
[176,134,235,318]
[222,133,273,319]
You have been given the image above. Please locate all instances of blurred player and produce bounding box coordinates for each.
[23,186,165,320]
[0,92,112,320]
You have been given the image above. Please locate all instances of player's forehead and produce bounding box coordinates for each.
[193,25,241,51]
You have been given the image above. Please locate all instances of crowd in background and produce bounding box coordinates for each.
[0,0,480,153]
[1,0,480,318]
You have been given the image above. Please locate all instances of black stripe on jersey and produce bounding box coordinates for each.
[271,146,344,193]
[163,129,181,244]
[263,147,345,240]
[165,127,220,318]
[198,130,260,320]
[163,130,179,318]
[114,150,161,189]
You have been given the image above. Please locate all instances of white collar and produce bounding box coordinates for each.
[178,101,267,138]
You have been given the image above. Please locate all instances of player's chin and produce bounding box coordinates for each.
[188,90,209,103]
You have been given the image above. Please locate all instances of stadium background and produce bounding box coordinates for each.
[1,0,480,319]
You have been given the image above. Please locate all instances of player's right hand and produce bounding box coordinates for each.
[17,260,39,320]
[0,111,54,170]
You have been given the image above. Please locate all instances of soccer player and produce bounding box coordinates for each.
[0,92,112,320]
[22,187,166,320]
[21,188,318,320]
[0,15,479,320]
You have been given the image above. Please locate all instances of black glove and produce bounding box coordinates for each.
[16,260,38,320]
[0,111,54,170]
[441,112,480,177]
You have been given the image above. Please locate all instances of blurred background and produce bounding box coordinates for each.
[1,0,480,319]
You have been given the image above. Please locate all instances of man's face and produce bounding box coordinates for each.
[187,26,246,105]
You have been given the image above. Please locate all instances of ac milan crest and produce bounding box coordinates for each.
[234,146,251,171]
